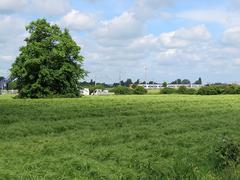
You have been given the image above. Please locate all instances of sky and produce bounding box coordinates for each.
[0,0,240,84]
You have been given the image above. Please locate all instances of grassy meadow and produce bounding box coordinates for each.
[0,94,240,179]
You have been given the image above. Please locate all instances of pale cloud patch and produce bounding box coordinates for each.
[59,10,97,31]
[30,0,70,16]
[234,58,240,65]
[222,26,240,46]
[0,0,27,14]
[177,9,240,27]
[174,25,211,41]
[0,0,70,16]
[132,0,174,20]
[0,55,14,62]
[93,12,144,46]
[0,15,26,65]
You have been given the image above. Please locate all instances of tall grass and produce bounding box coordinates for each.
[0,95,240,179]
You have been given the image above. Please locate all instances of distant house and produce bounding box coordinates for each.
[91,89,110,96]
[138,84,162,89]
[0,79,9,90]
[138,83,203,89]
[80,88,90,96]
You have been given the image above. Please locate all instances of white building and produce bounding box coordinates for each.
[138,84,162,89]
[138,83,203,89]
[80,88,90,96]
[92,89,110,96]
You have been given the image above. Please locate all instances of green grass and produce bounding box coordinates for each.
[147,89,160,95]
[0,95,240,179]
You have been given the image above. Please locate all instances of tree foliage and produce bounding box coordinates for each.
[181,79,191,84]
[171,79,182,84]
[194,77,202,85]
[133,86,147,95]
[162,82,168,88]
[0,76,5,81]
[113,86,133,95]
[10,19,86,98]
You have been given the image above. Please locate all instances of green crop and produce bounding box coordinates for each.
[0,95,240,179]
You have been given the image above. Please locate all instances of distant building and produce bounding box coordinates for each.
[138,83,203,89]
[92,89,110,96]
[0,79,9,90]
[138,84,162,89]
[80,88,90,96]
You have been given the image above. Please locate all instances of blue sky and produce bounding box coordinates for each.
[1,0,240,83]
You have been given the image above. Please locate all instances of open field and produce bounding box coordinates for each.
[0,95,240,179]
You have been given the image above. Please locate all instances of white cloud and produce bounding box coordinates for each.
[0,0,27,14]
[0,0,70,16]
[229,0,240,7]
[130,25,211,49]
[93,12,144,46]
[0,16,25,42]
[222,26,240,46]
[234,58,240,65]
[133,0,173,20]
[177,9,240,27]
[0,15,26,64]
[0,55,14,62]
[174,25,211,41]
[159,32,189,48]
[30,0,70,16]
[59,10,97,31]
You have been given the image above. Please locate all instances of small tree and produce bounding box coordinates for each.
[113,86,133,95]
[133,86,147,95]
[134,79,140,85]
[125,78,133,87]
[194,77,202,85]
[0,76,5,81]
[171,79,182,84]
[162,82,168,88]
[177,86,187,94]
[182,79,191,84]
[10,19,86,98]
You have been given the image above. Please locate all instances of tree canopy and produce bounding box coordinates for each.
[194,77,202,85]
[10,19,86,98]
[0,76,5,81]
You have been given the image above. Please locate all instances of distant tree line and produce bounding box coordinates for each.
[160,84,240,95]
[80,77,203,88]
[171,78,202,85]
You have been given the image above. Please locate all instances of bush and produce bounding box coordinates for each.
[197,85,240,95]
[160,88,176,94]
[197,86,219,95]
[113,86,133,95]
[177,86,187,94]
[224,85,236,94]
[210,137,240,170]
[133,86,147,95]
[185,88,197,95]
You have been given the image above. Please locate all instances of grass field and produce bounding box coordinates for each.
[0,95,240,179]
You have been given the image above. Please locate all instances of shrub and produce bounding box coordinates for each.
[234,86,240,94]
[210,137,240,170]
[224,85,236,94]
[197,86,219,95]
[160,88,176,94]
[113,86,133,95]
[185,88,197,95]
[133,86,147,95]
[197,85,240,95]
[177,86,187,94]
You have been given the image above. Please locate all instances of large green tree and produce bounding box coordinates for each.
[10,19,86,98]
